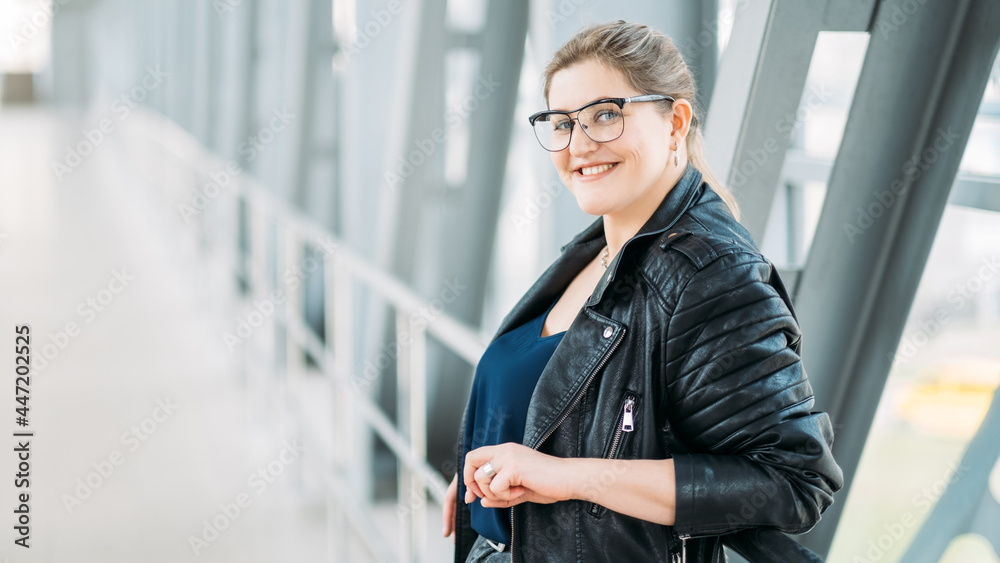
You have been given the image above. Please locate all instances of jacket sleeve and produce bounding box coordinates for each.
[663,250,843,536]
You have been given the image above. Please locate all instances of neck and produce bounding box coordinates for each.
[603,164,686,257]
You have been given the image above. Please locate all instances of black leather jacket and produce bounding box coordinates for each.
[455,165,843,562]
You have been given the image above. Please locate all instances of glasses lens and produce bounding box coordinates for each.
[532,113,573,151]
[578,103,623,143]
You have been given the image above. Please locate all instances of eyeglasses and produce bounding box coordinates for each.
[528,94,674,152]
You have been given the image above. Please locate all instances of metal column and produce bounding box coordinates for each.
[284,0,340,229]
[236,0,261,172]
[368,0,530,476]
[703,0,877,240]
[794,0,1000,554]
[901,385,1000,563]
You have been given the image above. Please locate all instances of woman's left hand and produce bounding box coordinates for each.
[463,443,571,509]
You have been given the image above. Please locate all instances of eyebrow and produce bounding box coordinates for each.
[547,96,620,112]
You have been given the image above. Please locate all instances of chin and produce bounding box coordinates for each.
[570,191,618,217]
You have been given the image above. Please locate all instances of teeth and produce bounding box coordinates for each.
[580,163,615,176]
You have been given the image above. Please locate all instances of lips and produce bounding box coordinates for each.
[575,162,619,177]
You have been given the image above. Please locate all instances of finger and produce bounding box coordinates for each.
[442,503,454,536]
[442,507,453,536]
[442,476,457,537]
[463,458,478,496]
[491,484,526,503]
[474,458,506,500]
[464,467,485,500]
[488,469,512,498]
[484,485,555,507]
[468,453,502,500]
[475,469,499,500]
[465,476,485,501]
[480,489,526,508]
[480,485,530,508]
[463,451,489,499]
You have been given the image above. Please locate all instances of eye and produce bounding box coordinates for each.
[551,118,573,131]
[594,109,621,123]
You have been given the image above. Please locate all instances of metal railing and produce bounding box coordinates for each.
[123,108,485,563]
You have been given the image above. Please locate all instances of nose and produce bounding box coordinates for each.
[567,120,599,156]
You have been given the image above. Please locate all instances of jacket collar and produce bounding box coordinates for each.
[559,163,704,256]
[490,164,705,341]
[575,163,705,307]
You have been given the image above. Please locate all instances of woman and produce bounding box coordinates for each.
[442,21,843,562]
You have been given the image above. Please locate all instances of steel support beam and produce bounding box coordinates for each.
[193,1,221,151]
[284,0,338,227]
[783,150,1000,214]
[949,174,1000,213]
[666,0,719,116]
[49,3,93,107]
[794,0,1000,554]
[901,385,1000,562]
[373,0,447,285]
[369,0,529,473]
[703,0,876,240]
[442,0,529,330]
[366,0,447,498]
[236,0,261,172]
[429,0,530,466]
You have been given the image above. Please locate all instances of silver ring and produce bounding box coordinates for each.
[482,461,496,479]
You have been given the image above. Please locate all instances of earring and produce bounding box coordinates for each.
[673,146,679,167]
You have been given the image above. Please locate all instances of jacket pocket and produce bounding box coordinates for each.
[588,392,640,517]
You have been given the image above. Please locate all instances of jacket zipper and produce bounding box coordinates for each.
[671,534,688,563]
[672,531,727,563]
[589,393,636,515]
[510,325,626,562]
[509,506,515,563]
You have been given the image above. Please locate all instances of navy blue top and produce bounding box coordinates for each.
[460,298,566,545]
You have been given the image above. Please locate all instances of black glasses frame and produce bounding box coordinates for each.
[527,94,675,152]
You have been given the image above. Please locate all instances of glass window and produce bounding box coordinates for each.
[828,52,1000,562]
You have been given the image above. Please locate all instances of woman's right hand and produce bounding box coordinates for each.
[442,474,458,543]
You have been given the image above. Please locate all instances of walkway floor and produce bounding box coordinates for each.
[0,106,451,563]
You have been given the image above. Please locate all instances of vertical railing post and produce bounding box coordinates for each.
[396,310,414,561]
[409,320,428,563]
[283,228,303,445]
[396,309,429,563]
[328,250,352,562]
[246,197,270,420]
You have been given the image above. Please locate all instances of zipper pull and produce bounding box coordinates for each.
[621,398,634,432]
[671,534,688,563]
[678,535,688,563]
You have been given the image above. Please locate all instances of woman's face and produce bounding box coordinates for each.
[547,59,678,218]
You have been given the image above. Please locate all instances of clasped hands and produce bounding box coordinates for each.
[461,442,570,508]
[442,442,677,540]
[442,443,567,541]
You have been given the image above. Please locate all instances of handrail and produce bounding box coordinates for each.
[124,108,486,563]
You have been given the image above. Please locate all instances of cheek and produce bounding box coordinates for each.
[623,136,667,174]
[551,152,571,182]
[622,121,671,166]
[550,150,566,169]
[632,148,656,175]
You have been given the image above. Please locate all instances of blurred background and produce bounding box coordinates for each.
[0,0,998,562]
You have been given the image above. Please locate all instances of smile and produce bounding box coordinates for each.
[576,163,619,177]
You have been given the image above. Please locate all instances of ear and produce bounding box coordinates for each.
[669,99,693,144]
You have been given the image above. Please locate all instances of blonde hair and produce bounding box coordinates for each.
[543,20,740,219]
